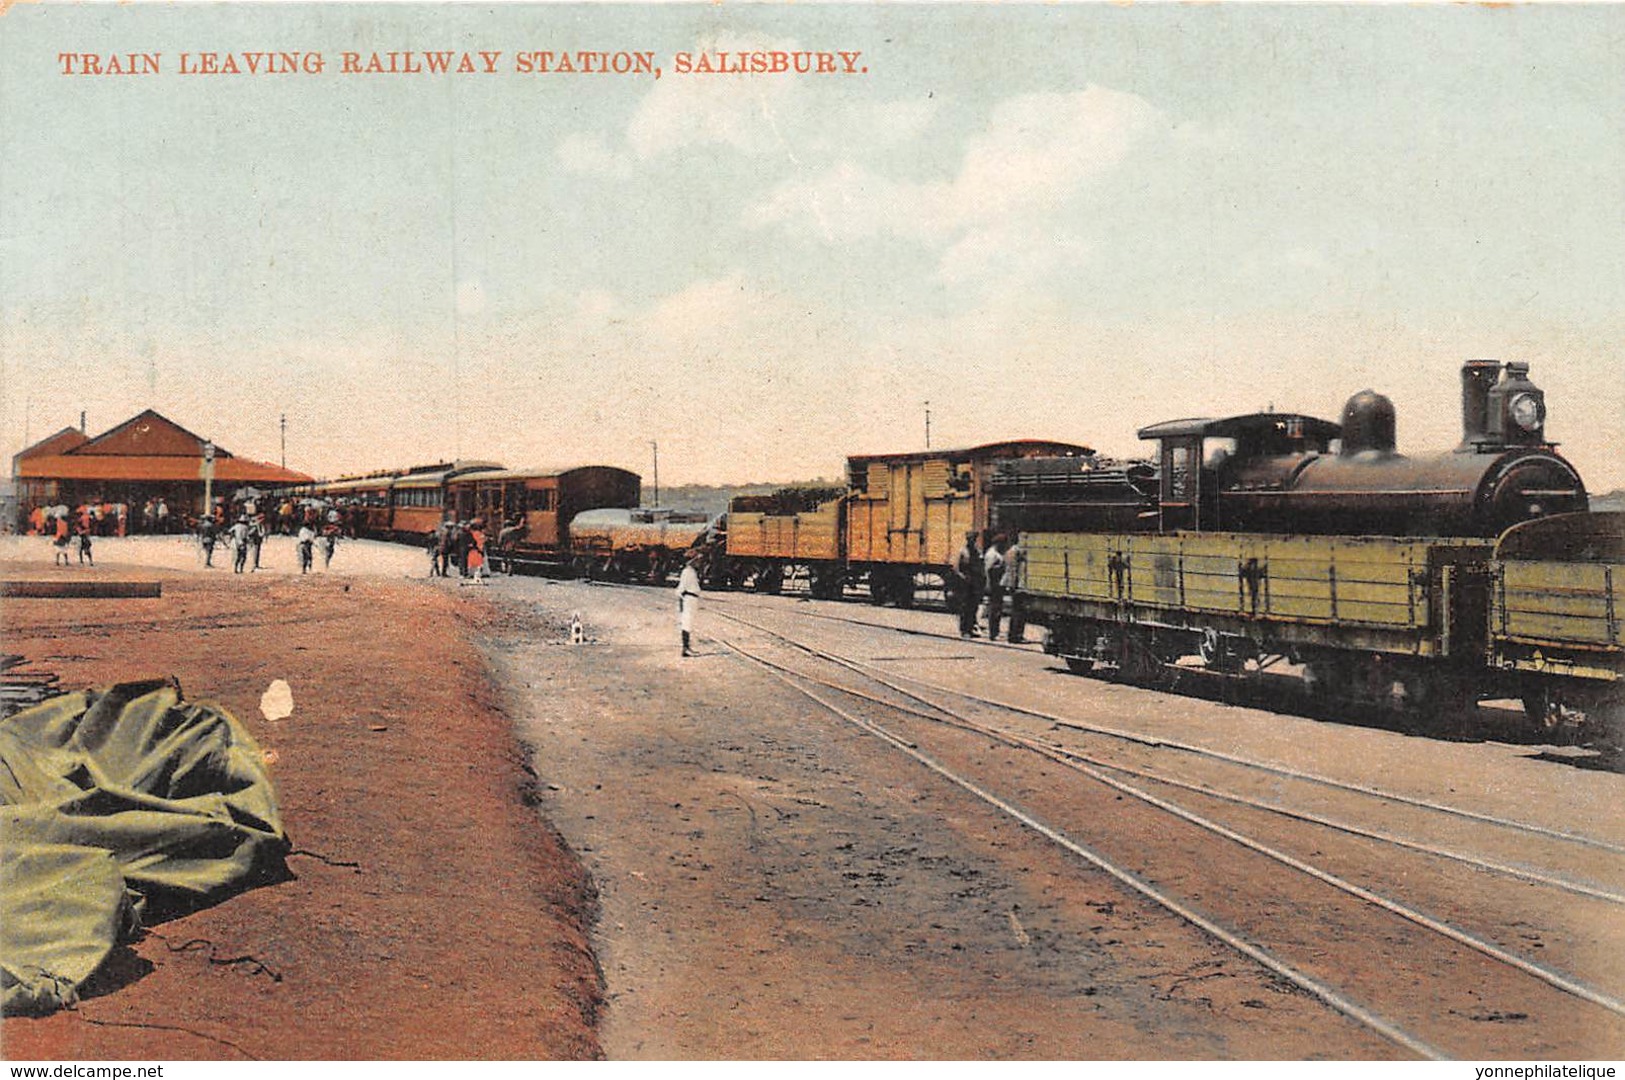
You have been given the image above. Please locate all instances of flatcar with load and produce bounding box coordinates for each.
[568,506,711,581]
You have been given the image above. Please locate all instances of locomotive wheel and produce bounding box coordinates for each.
[1064,655,1096,675]
[754,565,784,595]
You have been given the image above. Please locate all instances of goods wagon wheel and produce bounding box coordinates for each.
[808,565,843,600]
[1198,628,1248,675]
[1115,631,1164,686]
[868,571,892,606]
[754,565,784,594]
[1301,658,1353,700]
[891,572,917,609]
[1522,683,1586,738]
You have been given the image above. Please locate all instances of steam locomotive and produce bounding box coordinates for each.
[1009,360,1616,732]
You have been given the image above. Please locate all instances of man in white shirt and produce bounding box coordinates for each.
[983,535,1007,641]
[676,552,703,657]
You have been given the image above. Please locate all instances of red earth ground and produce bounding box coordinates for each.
[0,543,602,1060]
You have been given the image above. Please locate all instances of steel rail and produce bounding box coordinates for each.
[708,613,1625,1017]
[716,633,1448,1061]
[726,622,1625,903]
[711,604,1625,857]
[718,630,1625,1036]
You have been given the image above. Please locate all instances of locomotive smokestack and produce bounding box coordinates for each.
[1459,359,1500,451]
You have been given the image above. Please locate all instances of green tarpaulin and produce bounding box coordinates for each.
[1,680,288,1014]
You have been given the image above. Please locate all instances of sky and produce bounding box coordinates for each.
[2,3,1622,490]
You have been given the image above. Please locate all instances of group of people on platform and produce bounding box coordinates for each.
[427,516,491,583]
[197,509,341,575]
[952,529,1027,643]
[28,501,133,542]
[45,506,99,567]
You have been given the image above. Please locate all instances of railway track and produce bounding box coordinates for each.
[705,602,1625,1059]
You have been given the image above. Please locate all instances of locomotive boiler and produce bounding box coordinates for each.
[1144,360,1587,537]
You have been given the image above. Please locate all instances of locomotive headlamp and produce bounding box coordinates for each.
[1508,391,1545,432]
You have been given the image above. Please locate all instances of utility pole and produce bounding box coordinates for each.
[202,441,216,520]
[280,414,287,469]
[924,401,932,449]
[650,441,660,507]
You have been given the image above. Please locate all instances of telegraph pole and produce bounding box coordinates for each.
[924,401,932,449]
[650,441,660,507]
[280,414,287,469]
[202,441,216,520]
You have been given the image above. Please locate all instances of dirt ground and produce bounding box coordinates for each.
[0,536,602,1060]
[491,578,1398,1059]
[6,536,1620,1060]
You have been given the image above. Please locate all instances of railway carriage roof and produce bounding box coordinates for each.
[447,465,638,484]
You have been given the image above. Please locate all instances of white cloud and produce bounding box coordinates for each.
[626,33,804,159]
[953,87,1157,221]
[644,274,760,344]
[937,224,1091,288]
[747,84,1162,279]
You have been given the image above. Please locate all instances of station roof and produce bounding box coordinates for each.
[12,427,90,466]
[13,409,311,485]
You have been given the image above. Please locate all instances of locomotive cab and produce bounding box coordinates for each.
[1136,413,1340,532]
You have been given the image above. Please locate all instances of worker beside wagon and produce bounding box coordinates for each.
[984,534,1008,641]
[954,531,984,638]
[1003,531,1029,645]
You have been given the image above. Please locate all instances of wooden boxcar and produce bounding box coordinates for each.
[444,466,641,565]
[844,440,1093,604]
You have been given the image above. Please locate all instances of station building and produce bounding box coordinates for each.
[11,409,311,531]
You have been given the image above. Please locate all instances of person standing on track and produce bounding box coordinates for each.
[297,523,315,574]
[199,515,219,568]
[464,519,488,584]
[676,550,703,657]
[75,516,94,566]
[248,514,266,571]
[320,523,339,570]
